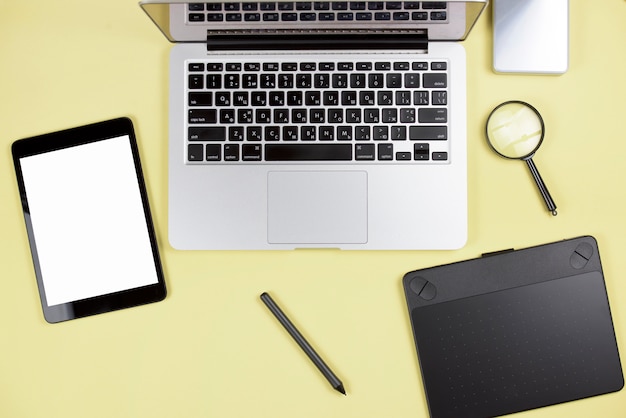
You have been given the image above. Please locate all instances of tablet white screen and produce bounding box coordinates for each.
[19,135,159,306]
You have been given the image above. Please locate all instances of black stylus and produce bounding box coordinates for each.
[260,292,346,395]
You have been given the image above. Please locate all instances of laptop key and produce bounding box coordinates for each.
[393,12,409,20]
[188,63,204,71]
[332,2,349,10]
[422,2,447,9]
[206,3,222,11]
[205,144,221,161]
[409,126,447,140]
[206,74,222,89]
[414,143,430,160]
[404,2,421,9]
[189,13,205,22]
[415,91,429,105]
[314,2,331,10]
[226,13,242,21]
[430,11,447,20]
[206,13,224,22]
[282,126,299,141]
[423,73,447,88]
[263,62,280,71]
[224,144,240,161]
[189,109,217,124]
[391,126,406,140]
[188,74,204,89]
[189,127,226,141]
[378,143,393,160]
[282,13,298,21]
[244,63,261,71]
[355,144,375,160]
[189,92,212,106]
[229,127,244,141]
[263,13,279,21]
[337,126,352,140]
[244,13,261,21]
[418,108,448,123]
[319,126,334,140]
[278,2,294,10]
[432,91,447,105]
[188,144,204,161]
[188,4,204,11]
[265,144,352,161]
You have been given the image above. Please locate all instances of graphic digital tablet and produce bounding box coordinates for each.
[12,117,166,323]
[403,236,623,417]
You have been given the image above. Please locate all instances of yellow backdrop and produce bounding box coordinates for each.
[1,1,625,417]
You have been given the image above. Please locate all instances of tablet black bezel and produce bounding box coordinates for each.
[12,117,166,323]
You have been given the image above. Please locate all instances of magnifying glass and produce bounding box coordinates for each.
[486,101,558,216]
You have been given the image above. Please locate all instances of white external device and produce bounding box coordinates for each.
[493,0,569,74]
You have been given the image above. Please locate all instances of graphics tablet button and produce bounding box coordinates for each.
[570,242,594,269]
[570,253,587,269]
[420,282,437,301]
[409,276,427,294]
[575,242,594,260]
[409,276,437,301]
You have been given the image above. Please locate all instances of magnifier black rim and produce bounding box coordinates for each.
[485,100,545,160]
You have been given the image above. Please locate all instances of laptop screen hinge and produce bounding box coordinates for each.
[206,30,428,52]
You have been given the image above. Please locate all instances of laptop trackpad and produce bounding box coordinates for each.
[267,171,368,245]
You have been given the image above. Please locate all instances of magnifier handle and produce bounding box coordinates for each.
[525,158,558,216]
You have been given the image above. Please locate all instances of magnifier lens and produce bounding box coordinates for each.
[486,101,544,159]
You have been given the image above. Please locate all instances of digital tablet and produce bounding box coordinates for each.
[403,236,623,417]
[12,117,166,323]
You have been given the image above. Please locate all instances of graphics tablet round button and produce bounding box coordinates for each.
[420,282,437,301]
[570,242,594,269]
[570,252,587,269]
[575,242,594,260]
[409,276,437,301]
[409,276,428,294]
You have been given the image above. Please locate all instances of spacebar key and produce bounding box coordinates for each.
[265,144,352,161]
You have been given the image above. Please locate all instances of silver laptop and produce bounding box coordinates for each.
[140,0,487,250]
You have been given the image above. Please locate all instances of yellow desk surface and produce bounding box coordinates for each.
[1,1,625,417]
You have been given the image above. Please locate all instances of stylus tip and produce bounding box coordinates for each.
[336,384,346,395]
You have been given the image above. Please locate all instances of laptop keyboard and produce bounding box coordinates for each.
[186,55,449,163]
[187,2,448,25]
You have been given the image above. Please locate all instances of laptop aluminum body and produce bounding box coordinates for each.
[140,0,487,250]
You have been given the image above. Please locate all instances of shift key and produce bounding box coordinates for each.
[410,126,447,140]
[189,127,226,141]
